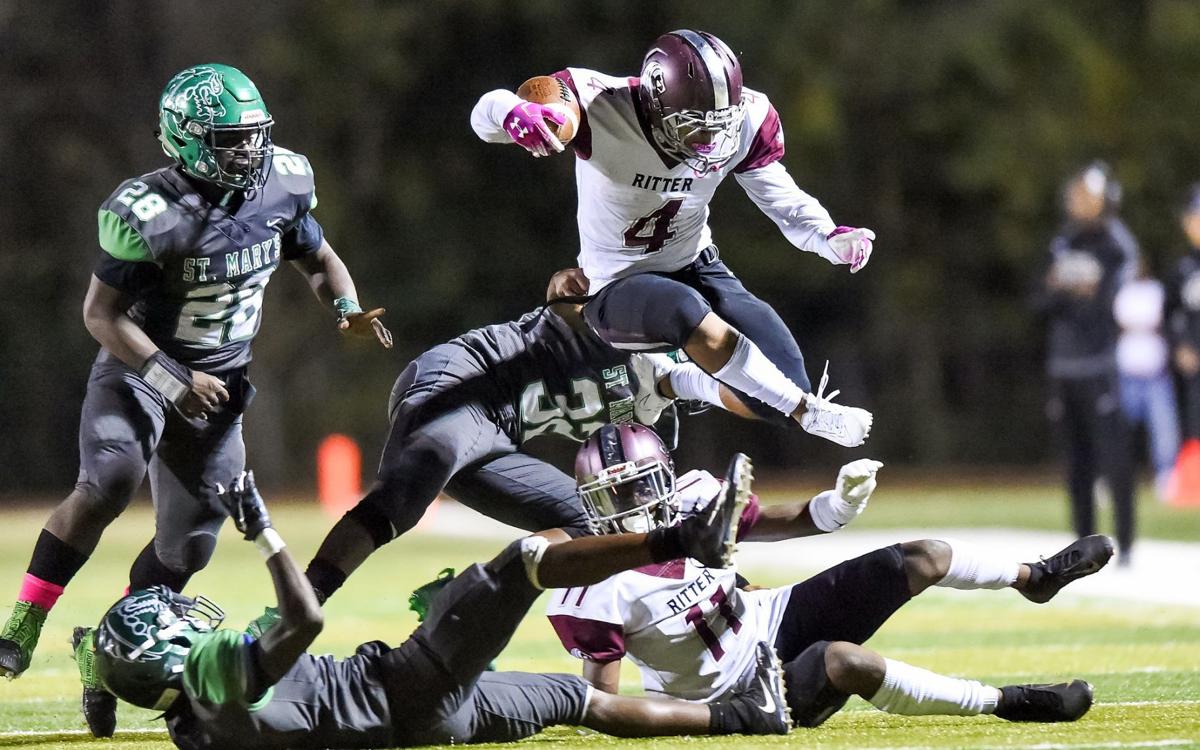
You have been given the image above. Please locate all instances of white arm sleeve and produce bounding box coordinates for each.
[735,161,841,263]
[667,362,724,409]
[470,89,524,144]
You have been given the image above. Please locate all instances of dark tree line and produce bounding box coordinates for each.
[3,0,1199,491]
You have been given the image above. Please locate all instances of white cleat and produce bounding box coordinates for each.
[794,362,873,447]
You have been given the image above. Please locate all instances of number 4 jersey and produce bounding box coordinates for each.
[471,69,841,290]
[94,147,323,374]
[546,469,792,702]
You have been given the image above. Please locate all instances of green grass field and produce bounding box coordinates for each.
[1,485,1198,749]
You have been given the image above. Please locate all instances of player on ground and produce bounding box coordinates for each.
[88,469,792,748]
[0,63,390,730]
[546,424,1110,727]
[471,29,874,447]
[304,291,753,606]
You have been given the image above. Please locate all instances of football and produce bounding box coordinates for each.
[516,75,580,144]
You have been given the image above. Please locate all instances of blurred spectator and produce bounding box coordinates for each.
[1114,261,1180,501]
[1167,186,1200,441]
[1035,161,1139,565]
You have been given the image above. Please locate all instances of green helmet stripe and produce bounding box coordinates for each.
[97,209,154,263]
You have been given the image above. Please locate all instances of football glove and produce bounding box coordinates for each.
[630,353,675,425]
[504,101,566,157]
[807,459,883,533]
[827,226,875,273]
[218,470,273,541]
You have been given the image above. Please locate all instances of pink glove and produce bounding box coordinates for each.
[504,102,567,158]
[827,226,875,273]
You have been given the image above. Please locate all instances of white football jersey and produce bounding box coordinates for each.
[546,469,792,702]
[470,70,843,290]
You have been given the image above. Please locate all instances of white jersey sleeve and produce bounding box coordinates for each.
[732,92,838,262]
[546,579,628,663]
[470,88,524,144]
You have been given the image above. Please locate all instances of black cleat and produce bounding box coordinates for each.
[678,453,752,569]
[72,626,117,738]
[725,642,791,735]
[995,679,1094,722]
[1021,535,1114,604]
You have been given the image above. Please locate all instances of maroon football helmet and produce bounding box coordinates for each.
[575,423,678,534]
[639,29,745,172]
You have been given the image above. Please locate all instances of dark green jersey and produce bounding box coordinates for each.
[453,310,646,444]
[94,147,323,374]
[165,630,395,750]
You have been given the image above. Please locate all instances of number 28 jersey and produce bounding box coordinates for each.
[93,147,323,374]
[546,470,791,702]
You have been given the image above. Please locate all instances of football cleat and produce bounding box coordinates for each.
[72,626,117,738]
[1021,535,1114,604]
[995,680,1094,722]
[678,453,751,569]
[245,606,280,638]
[796,362,872,447]
[0,600,48,678]
[725,642,791,735]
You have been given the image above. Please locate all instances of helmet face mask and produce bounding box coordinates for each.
[158,64,274,192]
[576,424,678,535]
[640,30,746,172]
[94,586,224,711]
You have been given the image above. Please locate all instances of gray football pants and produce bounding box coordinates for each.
[75,353,244,575]
[384,539,591,745]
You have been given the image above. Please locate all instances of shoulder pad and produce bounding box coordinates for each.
[97,170,183,262]
[740,87,774,131]
[564,68,634,110]
[269,146,318,211]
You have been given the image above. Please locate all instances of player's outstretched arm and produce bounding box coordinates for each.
[741,459,883,542]
[471,82,568,157]
[218,471,323,685]
[289,239,392,348]
[736,162,875,273]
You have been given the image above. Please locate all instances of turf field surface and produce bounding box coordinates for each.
[0,484,1197,749]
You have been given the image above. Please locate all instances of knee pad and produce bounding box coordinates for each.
[345,499,399,550]
[783,641,852,728]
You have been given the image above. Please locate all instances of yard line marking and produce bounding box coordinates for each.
[1100,699,1200,707]
[850,740,1193,750]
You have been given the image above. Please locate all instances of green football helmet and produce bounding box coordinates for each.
[93,586,225,711]
[157,63,274,191]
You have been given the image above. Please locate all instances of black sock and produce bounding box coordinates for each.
[707,700,736,734]
[27,529,90,587]
[305,558,347,603]
[646,526,685,563]
[128,541,190,592]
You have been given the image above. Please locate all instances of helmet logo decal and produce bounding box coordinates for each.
[169,66,226,123]
[645,61,668,95]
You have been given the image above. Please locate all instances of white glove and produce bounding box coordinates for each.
[836,458,884,508]
[630,354,674,425]
[826,226,875,273]
[808,458,884,532]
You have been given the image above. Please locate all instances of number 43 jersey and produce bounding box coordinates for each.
[546,469,792,702]
[93,147,323,374]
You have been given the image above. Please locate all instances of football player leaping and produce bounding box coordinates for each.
[546,424,1111,727]
[90,470,792,749]
[0,64,390,731]
[472,29,874,447]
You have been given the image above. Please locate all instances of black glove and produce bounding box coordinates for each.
[218,470,273,541]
